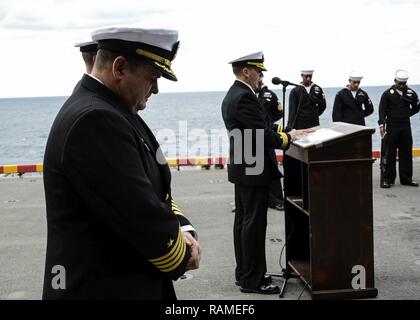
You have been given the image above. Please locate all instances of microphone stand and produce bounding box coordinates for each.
[268,78,301,298]
[282,84,286,129]
[272,79,300,129]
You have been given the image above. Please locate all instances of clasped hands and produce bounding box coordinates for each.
[183,231,202,271]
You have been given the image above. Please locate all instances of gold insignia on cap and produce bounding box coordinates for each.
[154,61,175,76]
[246,61,266,69]
[136,49,172,68]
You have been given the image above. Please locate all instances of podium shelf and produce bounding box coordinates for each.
[286,197,310,216]
[288,260,311,289]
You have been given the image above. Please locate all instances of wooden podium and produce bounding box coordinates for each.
[283,122,378,300]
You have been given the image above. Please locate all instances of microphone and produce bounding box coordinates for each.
[271,77,299,87]
[272,77,282,85]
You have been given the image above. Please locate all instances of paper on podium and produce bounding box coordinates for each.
[293,127,344,148]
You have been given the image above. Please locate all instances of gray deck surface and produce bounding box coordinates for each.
[1,162,420,300]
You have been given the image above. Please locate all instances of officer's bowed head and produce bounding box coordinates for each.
[91,27,180,81]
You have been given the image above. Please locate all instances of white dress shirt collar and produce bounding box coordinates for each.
[236,79,256,95]
[86,73,104,85]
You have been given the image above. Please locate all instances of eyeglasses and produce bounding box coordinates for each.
[351,81,361,84]
[396,81,407,86]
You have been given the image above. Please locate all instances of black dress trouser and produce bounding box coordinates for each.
[268,179,284,207]
[234,184,269,289]
[383,123,413,184]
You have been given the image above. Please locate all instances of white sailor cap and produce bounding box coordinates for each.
[229,51,267,71]
[395,69,409,82]
[91,27,180,81]
[349,71,363,81]
[74,40,98,53]
[301,69,314,76]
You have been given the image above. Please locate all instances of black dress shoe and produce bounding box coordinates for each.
[381,181,391,188]
[263,275,272,284]
[269,203,284,211]
[240,284,280,295]
[235,275,272,286]
[402,181,419,187]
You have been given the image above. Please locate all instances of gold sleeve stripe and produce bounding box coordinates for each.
[171,200,185,216]
[149,229,183,263]
[152,232,187,273]
[160,241,187,273]
[277,125,283,134]
[149,230,182,264]
[173,209,184,216]
[153,236,183,267]
[280,132,289,149]
[155,238,186,270]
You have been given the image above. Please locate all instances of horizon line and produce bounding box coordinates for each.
[1,83,420,100]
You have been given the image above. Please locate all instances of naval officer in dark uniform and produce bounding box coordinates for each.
[43,27,201,300]
[221,52,307,294]
[332,71,374,125]
[378,70,420,188]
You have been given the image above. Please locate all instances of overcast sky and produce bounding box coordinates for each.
[1,0,420,98]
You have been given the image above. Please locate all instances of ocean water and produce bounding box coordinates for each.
[1,85,420,165]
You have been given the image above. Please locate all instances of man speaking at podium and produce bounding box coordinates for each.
[221,52,308,294]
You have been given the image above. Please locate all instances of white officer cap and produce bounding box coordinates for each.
[395,69,409,82]
[91,27,180,81]
[229,51,267,71]
[349,71,363,81]
[301,69,314,76]
[74,40,98,53]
